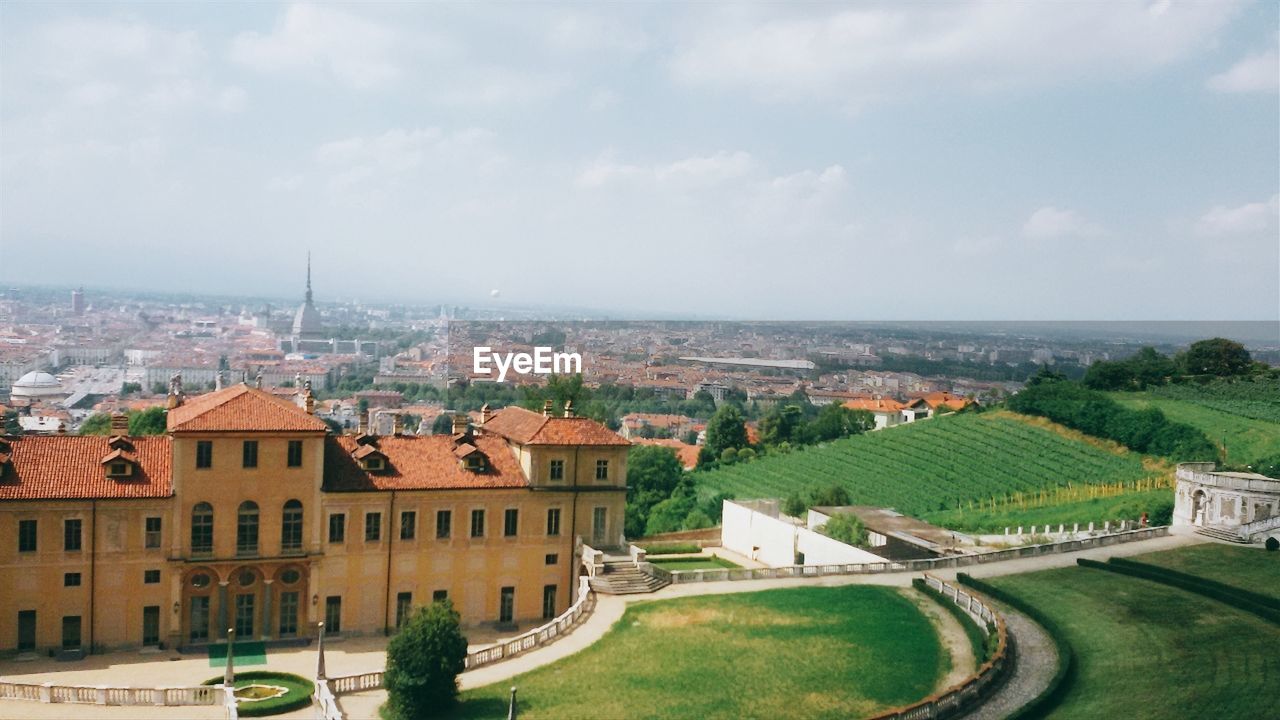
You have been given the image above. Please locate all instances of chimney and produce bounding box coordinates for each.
[563,400,575,418]
[393,413,404,435]
[303,380,315,415]
[166,373,184,409]
[255,372,263,390]
[356,412,367,436]
[110,412,129,436]
[543,400,553,417]
[214,371,224,392]
[480,403,492,425]
[57,421,67,435]
[452,413,467,436]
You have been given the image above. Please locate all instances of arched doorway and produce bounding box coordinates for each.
[1191,490,1207,526]
[182,567,219,644]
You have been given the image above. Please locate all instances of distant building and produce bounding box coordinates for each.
[279,256,378,358]
[70,288,85,315]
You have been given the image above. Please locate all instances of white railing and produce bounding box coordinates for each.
[330,672,383,694]
[1238,514,1280,541]
[671,526,1170,584]
[628,543,647,566]
[870,574,1009,720]
[324,575,596,698]
[223,685,238,720]
[581,545,605,577]
[313,680,342,720]
[0,681,220,706]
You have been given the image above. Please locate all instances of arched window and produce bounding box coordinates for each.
[191,503,213,555]
[237,501,259,556]
[281,500,303,553]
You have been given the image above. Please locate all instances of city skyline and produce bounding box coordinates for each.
[1,2,1278,320]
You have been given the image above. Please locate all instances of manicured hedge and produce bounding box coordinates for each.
[1076,558,1280,625]
[202,671,315,717]
[640,543,703,555]
[911,578,994,664]
[957,573,1076,720]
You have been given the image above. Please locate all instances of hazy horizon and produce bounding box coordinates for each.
[2,2,1277,320]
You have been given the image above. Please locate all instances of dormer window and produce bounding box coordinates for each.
[464,454,487,472]
[101,447,137,478]
[352,442,388,472]
[364,456,385,471]
[108,461,131,477]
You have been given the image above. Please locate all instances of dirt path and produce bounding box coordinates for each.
[905,589,978,692]
[959,601,1057,720]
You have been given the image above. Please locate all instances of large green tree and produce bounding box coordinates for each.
[1179,338,1253,377]
[625,446,685,538]
[383,599,469,719]
[702,405,748,465]
[79,407,167,436]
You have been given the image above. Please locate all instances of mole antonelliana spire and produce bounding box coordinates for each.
[292,252,323,339]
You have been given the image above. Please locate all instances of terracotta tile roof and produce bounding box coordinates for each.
[0,435,172,500]
[481,406,631,446]
[908,392,974,411]
[324,434,529,492]
[167,383,329,433]
[843,397,907,413]
[632,438,700,469]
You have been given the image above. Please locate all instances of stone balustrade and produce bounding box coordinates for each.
[0,681,220,706]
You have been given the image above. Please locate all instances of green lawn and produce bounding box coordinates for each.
[1132,543,1280,603]
[650,556,741,571]
[988,558,1280,719]
[922,488,1173,533]
[1109,392,1280,466]
[453,586,945,719]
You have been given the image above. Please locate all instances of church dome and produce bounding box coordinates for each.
[11,371,65,399]
[293,301,323,338]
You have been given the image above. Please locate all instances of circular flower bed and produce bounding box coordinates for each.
[203,671,314,717]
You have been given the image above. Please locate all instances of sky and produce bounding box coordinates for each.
[1,1,1277,321]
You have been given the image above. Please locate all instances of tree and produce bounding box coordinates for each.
[808,484,852,508]
[121,382,142,396]
[761,404,805,446]
[808,404,874,442]
[430,414,455,435]
[782,493,807,518]
[819,513,868,546]
[79,413,113,435]
[1180,338,1252,377]
[383,599,468,719]
[128,407,167,435]
[625,446,684,538]
[703,405,748,462]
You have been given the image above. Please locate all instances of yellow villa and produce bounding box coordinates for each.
[0,383,629,656]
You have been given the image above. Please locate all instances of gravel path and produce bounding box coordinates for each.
[960,600,1058,720]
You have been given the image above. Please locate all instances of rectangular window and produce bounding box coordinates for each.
[144,517,162,549]
[328,513,346,543]
[64,572,81,587]
[432,589,448,603]
[396,592,412,629]
[546,508,561,536]
[18,610,36,652]
[195,441,213,469]
[242,440,258,468]
[64,519,82,552]
[191,507,213,555]
[62,616,82,649]
[592,506,607,544]
[542,585,557,620]
[545,553,558,565]
[144,569,160,584]
[237,509,258,556]
[235,594,255,637]
[325,596,342,634]
[189,597,210,642]
[365,512,382,542]
[18,519,37,552]
[499,587,515,624]
[503,508,519,537]
[281,503,303,553]
[436,510,452,539]
[549,459,565,481]
[142,606,160,646]
[470,509,485,538]
[595,459,609,481]
[279,592,299,637]
[287,440,303,468]
[400,511,416,540]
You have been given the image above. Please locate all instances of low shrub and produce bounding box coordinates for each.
[957,573,1076,720]
[1077,558,1280,625]
[640,542,702,555]
[202,671,314,717]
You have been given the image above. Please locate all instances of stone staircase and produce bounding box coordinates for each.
[1194,525,1249,544]
[589,560,670,595]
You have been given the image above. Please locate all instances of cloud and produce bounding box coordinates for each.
[1194,195,1280,236]
[1022,206,1104,239]
[670,2,1239,107]
[230,4,401,89]
[1208,47,1279,93]
[577,151,755,189]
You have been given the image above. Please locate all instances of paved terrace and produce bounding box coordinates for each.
[0,530,1202,720]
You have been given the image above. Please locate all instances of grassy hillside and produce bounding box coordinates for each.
[456,586,943,719]
[1147,376,1280,423]
[1109,391,1280,466]
[694,411,1164,516]
[988,547,1280,719]
[922,487,1172,534]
